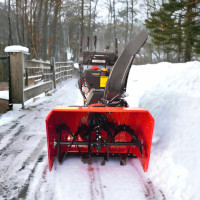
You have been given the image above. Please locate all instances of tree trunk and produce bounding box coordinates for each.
[80,0,84,50]
[8,0,13,45]
[88,0,92,51]
[15,0,22,44]
[113,0,116,39]
[125,0,129,44]
[52,0,61,58]
[41,0,49,60]
[130,0,134,40]
[36,0,44,58]
[184,5,192,62]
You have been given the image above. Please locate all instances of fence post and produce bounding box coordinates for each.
[7,55,13,109]
[51,57,56,89]
[25,68,28,87]
[11,52,25,108]
[4,46,29,108]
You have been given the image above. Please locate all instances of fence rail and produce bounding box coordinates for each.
[24,59,52,87]
[22,58,74,107]
[55,63,73,83]
[24,60,74,86]
[1,49,74,109]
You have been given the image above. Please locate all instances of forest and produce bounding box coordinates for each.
[0,0,199,63]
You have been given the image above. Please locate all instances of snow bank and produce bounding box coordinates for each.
[127,61,200,200]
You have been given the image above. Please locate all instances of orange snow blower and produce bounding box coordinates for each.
[46,30,154,172]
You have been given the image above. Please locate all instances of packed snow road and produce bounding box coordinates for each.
[0,79,163,200]
[1,61,200,200]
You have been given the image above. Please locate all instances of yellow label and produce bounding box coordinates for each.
[92,73,100,75]
[100,76,108,87]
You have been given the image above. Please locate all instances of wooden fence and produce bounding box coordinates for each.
[54,61,74,83]
[0,55,10,113]
[0,56,9,83]
[6,50,74,108]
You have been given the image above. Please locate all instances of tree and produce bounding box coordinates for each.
[146,0,200,62]
[8,0,13,45]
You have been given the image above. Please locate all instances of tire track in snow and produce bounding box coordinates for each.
[24,157,55,200]
[0,119,46,199]
[0,114,25,134]
[0,125,25,156]
[19,137,46,171]
[0,121,19,140]
[17,152,46,199]
[0,114,26,151]
[0,79,82,199]
[130,161,166,200]
[88,166,95,200]
[96,164,105,200]
[88,160,105,200]
[0,136,46,199]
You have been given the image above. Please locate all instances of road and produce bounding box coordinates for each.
[0,79,165,200]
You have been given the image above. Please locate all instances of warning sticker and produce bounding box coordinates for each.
[92,73,100,75]
[100,76,108,87]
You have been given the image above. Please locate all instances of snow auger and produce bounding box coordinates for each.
[46,30,154,172]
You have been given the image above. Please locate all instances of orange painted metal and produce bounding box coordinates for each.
[46,106,154,172]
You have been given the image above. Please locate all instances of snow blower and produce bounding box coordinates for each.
[46,30,154,172]
[78,35,118,106]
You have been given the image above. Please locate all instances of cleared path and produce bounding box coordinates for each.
[0,79,164,200]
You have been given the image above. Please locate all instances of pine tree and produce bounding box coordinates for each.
[146,0,200,62]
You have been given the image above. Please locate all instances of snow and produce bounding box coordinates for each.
[0,61,200,199]
[4,45,29,54]
[74,63,79,69]
[66,48,73,60]
[29,59,50,64]
[0,90,9,100]
[127,61,200,200]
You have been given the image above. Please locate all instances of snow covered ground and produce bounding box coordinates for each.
[0,61,200,199]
